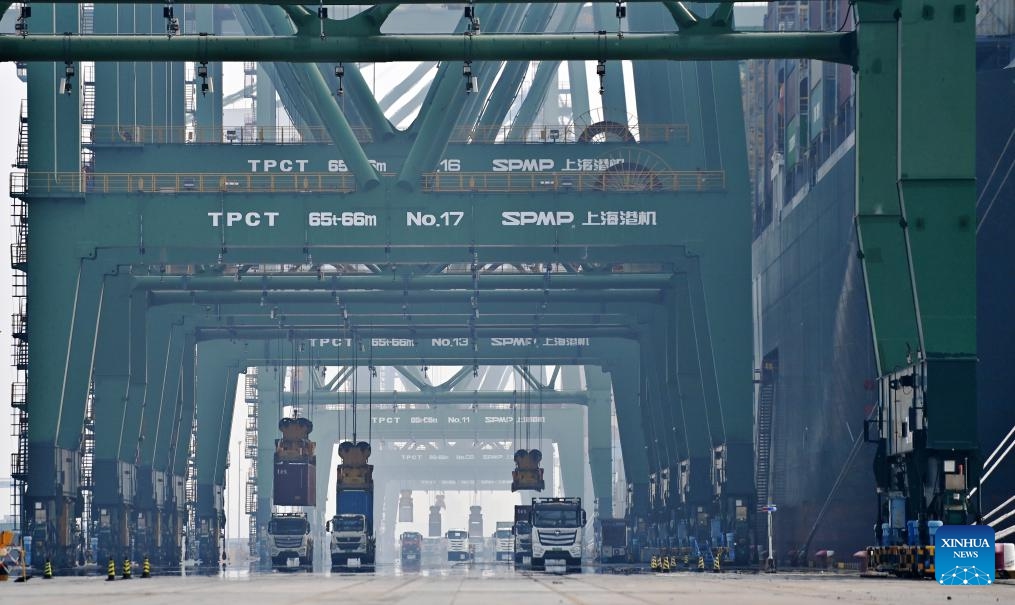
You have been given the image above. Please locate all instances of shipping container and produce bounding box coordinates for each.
[337,488,374,532]
[274,460,316,506]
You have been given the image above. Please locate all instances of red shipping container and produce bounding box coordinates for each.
[274,460,316,506]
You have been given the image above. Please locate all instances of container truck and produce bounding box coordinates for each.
[596,518,628,563]
[267,512,313,571]
[329,441,375,570]
[513,504,533,567]
[400,531,422,569]
[494,522,514,562]
[446,529,469,562]
[529,497,587,572]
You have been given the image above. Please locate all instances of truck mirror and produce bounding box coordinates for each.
[325,520,331,532]
[581,511,587,527]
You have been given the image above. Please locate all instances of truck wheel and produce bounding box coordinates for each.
[531,557,545,572]
[567,558,582,573]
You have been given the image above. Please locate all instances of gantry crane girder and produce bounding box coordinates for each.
[4,0,975,569]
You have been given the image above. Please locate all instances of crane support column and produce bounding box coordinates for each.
[585,367,615,519]
[855,0,978,544]
[194,342,244,568]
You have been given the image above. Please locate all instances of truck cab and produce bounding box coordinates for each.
[328,513,374,569]
[400,531,422,569]
[446,529,469,562]
[529,497,587,572]
[267,513,313,571]
[513,504,533,568]
[494,524,514,562]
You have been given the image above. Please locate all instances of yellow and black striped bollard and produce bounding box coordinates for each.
[43,558,53,579]
[697,555,705,571]
[683,552,689,569]
[142,555,151,578]
[713,550,722,573]
[106,558,116,581]
[122,558,132,580]
[662,555,671,572]
[650,555,659,571]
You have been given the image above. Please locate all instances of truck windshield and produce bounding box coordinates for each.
[269,517,307,535]
[402,534,421,545]
[331,517,364,532]
[447,531,468,539]
[495,530,513,539]
[532,508,581,528]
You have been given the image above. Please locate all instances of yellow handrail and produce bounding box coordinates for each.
[11,169,724,196]
[421,170,725,193]
[11,172,358,195]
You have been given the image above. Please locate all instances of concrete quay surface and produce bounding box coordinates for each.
[2,566,1012,604]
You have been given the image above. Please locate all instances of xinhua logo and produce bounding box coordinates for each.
[935,525,995,585]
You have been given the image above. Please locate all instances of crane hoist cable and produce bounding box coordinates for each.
[351,331,358,443]
[368,360,374,444]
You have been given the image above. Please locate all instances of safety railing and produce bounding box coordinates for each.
[12,170,725,195]
[84,123,692,146]
[421,170,725,193]
[448,123,691,144]
[87,124,374,145]
[10,171,358,195]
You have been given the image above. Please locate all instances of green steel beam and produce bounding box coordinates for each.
[395,13,473,188]
[457,3,527,130]
[194,341,242,487]
[603,344,649,483]
[632,5,681,125]
[469,4,537,138]
[505,3,581,140]
[255,64,277,140]
[92,275,132,462]
[392,365,433,390]
[284,390,589,406]
[122,292,148,462]
[294,60,381,189]
[640,331,677,467]
[389,84,430,127]
[20,193,730,258]
[855,0,976,374]
[590,2,630,128]
[150,322,188,471]
[0,32,857,65]
[137,316,173,468]
[897,5,976,360]
[193,4,222,139]
[340,61,396,139]
[24,1,784,4]
[171,334,197,477]
[25,254,101,486]
[671,276,709,456]
[556,416,586,498]
[284,5,395,139]
[232,4,326,136]
[585,366,614,516]
[133,273,674,291]
[377,61,435,111]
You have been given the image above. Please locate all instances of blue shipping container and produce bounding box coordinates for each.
[337,489,374,534]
